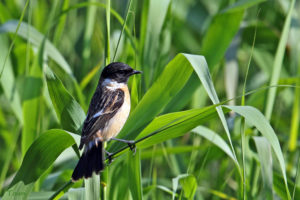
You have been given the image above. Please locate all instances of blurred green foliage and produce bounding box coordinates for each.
[0,0,300,199]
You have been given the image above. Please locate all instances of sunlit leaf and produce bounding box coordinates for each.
[192,126,238,167]
[226,105,291,199]
[172,174,197,200]
[179,175,197,200]
[84,174,100,200]
[136,105,221,149]
[127,150,143,200]
[264,0,295,120]
[253,136,273,198]
[110,53,195,151]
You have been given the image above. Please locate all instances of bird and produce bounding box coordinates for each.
[71,62,142,181]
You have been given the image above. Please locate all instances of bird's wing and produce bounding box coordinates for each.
[79,88,125,149]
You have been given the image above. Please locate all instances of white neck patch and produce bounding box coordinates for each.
[102,78,125,90]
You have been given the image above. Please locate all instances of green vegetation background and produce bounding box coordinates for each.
[0,0,299,199]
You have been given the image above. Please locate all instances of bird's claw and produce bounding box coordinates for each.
[127,141,136,155]
[105,150,114,164]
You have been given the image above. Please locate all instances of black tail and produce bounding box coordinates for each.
[72,141,104,181]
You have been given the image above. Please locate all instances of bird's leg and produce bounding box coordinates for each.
[104,149,114,164]
[111,137,136,154]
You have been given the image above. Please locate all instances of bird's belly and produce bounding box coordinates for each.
[102,96,130,140]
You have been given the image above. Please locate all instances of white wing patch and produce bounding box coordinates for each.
[92,110,103,118]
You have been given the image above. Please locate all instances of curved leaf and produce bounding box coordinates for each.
[172,174,197,200]
[111,53,195,150]
[113,53,233,155]
[0,20,72,75]
[225,105,290,199]
[45,66,85,134]
[183,54,238,163]
[11,129,76,186]
[253,136,273,198]
[136,105,222,149]
[192,126,238,167]
[2,130,77,200]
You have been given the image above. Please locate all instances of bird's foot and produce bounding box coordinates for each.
[105,150,114,164]
[111,137,136,155]
[127,140,136,155]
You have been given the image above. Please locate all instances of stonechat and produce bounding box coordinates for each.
[72,62,141,181]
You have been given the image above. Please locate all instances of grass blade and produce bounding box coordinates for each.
[53,0,70,46]
[21,37,45,156]
[136,105,222,149]
[172,174,189,200]
[0,0,29,78]
[192,126,237,167]
[221,0,266,13]
[172,174,197,200]
[264,0,295,120]
[127,150,143,200]
[81,0,97,76]
[110,53,195,150]
[105,0,111,64]
[84,174,100,200]
[201,10,244,68]
[44,66,85,134]
[226,105,291,199]
[142,0,171,88]
[253,136,273,199]
[0,20,72,75]
[184,54,239,167]
[112,0,133,62]
[0,35,22,123]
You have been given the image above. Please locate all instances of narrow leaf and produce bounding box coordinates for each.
[179,175,197,200]
[127,150,143,200]
[2,130,77,200]
[112,53,195,150]
[183,54,238,164]
[225,105,291,199]
[253,136,273,199]
[22,37,45,156]
[265,0,295,120]
[136,105,223,149]
[0,35,22,123]
[45,66,85,134]
[192,126,237,167]
[201,11,244,68]
[84,174,100,200]
[221,0,266,13]
[0,20,72,75]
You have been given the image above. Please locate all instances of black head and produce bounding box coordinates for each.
[101,62,142,83]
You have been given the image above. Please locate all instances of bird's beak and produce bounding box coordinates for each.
[131,70,142,75]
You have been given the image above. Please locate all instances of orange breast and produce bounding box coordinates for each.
[101,86,130,140]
